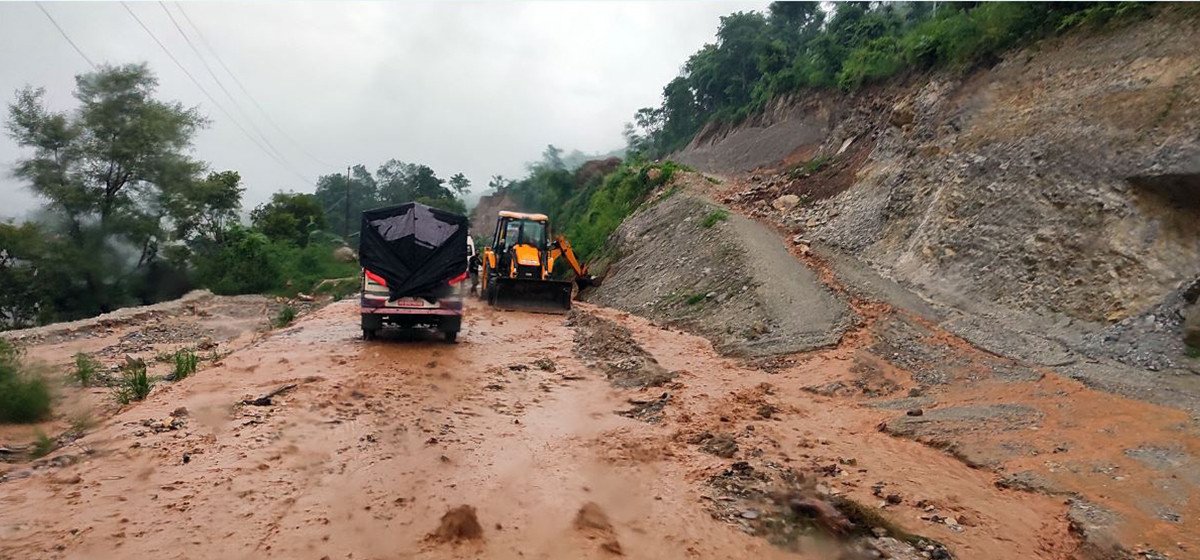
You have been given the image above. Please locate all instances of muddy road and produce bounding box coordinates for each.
[2,295,1083,560]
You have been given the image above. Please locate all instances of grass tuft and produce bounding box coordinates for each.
[71,353,100,386]
[0,339,52,424]
[67,411,95,436]
[172,350,199,380]
[272,306,297,329]
[701,209,729,228]
[113,358,152,405]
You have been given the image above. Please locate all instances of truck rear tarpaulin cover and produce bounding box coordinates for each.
[359,203,468,300]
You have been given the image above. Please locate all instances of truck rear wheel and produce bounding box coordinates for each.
[362,328,376,341]
[443,331,458,343]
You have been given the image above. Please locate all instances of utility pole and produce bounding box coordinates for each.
[344,165,351,240]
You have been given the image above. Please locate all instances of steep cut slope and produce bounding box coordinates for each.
[677,11,1200,371]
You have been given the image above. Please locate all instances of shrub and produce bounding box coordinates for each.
[0,339,52,423]
[31,430,55,458]
[194,226,359,297]
[838,37,904,90]
[1058,1,1149,30]
[555,161,684,260]
[113,359,152,404]
[71,353,100,386]
[701,209,730,228]
[272,306,297,329]
[193,225,280,295]
[685,293,708,305]
[172,350,198,380]
[67,411,95,436]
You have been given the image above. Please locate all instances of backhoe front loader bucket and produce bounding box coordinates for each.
[492,277,574,314]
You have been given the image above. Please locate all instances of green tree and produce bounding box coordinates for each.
[488,175,511,192]
[538,144,565,171]
[448,173,471,195]
[0,222,51,328]
[250,192,326,247]
[164,170,243,246]
[314,164,379,240]
[6,63,206,314]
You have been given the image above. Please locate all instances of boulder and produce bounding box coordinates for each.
[332,246,357,263]
[772,194,801,212]
[889,101,915,127]
[1183,303,1200,348]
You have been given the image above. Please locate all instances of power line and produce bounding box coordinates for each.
[156,2,297,172]
[36,3,97,69]
[175,4,337,169]
[119,1,312,186]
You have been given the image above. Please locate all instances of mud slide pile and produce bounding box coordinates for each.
[3,297,1078,560]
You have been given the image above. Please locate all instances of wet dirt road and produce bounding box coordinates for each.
[0,298,1079,560]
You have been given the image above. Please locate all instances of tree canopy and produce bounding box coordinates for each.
[625,1,1150,158]
[5,63,214,316]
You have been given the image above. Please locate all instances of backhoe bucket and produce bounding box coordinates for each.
[493,277,574,314]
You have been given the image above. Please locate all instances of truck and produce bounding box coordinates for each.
[358,202,469,342]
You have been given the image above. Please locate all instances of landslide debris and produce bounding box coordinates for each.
[584,178,850,357]
[568,310,674,388]
[704,459,951,559]
[574,502,623,555]
[428,504,484,543]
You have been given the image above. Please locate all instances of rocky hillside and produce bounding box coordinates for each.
[584,172,850,357]
[677,11,1200,370]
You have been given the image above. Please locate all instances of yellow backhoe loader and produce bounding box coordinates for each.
[480,211,597,313]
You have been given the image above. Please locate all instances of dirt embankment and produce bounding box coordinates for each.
[677,12,1200,375]
[583,172,850,357]
[0,292,319,456]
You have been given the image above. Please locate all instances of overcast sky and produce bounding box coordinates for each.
[0,1,764,219]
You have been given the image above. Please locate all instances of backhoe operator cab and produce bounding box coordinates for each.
[493,212,551,280]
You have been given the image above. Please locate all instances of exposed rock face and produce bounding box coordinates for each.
[677,13,1200,326]
[469,190,522,233]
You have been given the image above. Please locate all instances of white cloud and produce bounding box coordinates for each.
[0,0,764,219]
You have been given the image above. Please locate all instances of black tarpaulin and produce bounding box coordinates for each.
[359,203,468,300]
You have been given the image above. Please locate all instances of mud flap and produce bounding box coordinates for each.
[493,277,573,314]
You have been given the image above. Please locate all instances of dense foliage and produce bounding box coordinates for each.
[2,65,466,329]
[492,146,680,262]
[625,1,1151,157]
[312,160,468,240]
